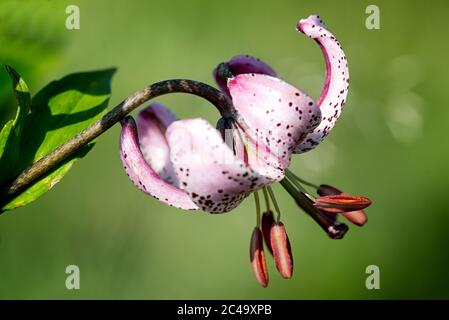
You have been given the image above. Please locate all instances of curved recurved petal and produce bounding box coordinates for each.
[166,118,273,213]
[213,55,277,96]
[228,73,321,171]
[120,116,199,210]
[295,15,349,153]
[137,103,179,185]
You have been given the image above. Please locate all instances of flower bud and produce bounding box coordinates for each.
[249,227,269,287]
[270,222,293,279]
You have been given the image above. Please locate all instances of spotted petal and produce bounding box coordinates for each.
[228,73,321,172]
[166,118,273,213]
[295,15,349,153]
[213,55,277,97]
[120,116,198,210]
[137,103,179,185]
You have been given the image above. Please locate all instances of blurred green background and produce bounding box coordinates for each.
[1,0,449,299]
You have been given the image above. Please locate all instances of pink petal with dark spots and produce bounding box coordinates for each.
[165,118,274,213]
[228,73,321,172]
[213,55,277,97]
[295,15,349,153]
[119,116,198,210]
[137,103,179,185]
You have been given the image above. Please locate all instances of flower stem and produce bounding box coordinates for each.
[0,79,233,204]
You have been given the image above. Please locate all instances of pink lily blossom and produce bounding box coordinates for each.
[119,15,372,286]
[120,15,349,213]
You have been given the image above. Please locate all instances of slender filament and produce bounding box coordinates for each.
[254,191,261,227]
[285,169,319,189]
[266,186,281,222]
[262,187,271,212]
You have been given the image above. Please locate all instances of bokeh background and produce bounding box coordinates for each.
[0,0,448,299]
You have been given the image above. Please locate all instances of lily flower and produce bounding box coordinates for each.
[120,14,348,213]
[119,15,371,286]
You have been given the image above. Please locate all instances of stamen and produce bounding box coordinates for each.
[285,170,307,193]
[254,191,261,227]
[285,169,319,189]
[266,186,281,222]
[279,177,348,239]
[262,187,271,212]
[216,117,234,150]
[216,118,248,159]
[314,194,371,213]
[231,121,249,163]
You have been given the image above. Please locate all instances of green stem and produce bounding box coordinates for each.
[0,79,233,204]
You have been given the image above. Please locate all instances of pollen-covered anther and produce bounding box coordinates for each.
[317,184,343,196]
[250,227,269,287]
[261,210,275,255]
[316,184,369,226]
[314,194,372,213]
[340,210,368,227]
[270,222,293,279]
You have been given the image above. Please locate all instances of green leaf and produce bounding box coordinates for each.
[1,143,95,211]
[1,68,116,212]
[0,122,13,164]
[0,65,31,183]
